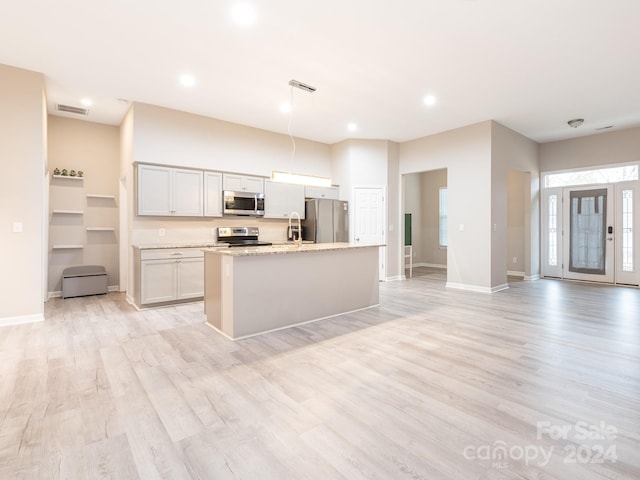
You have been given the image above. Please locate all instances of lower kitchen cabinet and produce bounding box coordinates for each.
[134,247,204,307]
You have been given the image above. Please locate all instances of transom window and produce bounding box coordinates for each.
[544,164,637,188]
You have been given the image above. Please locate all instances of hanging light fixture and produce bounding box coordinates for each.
[271,79,332,188]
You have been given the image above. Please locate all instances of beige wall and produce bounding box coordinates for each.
[420,169,448,267]
[132,102,331,176]
[491,122,540,281]
[540,126,640,173]
[0,64,46,322]
[386,141,401,280]
[47,116,120,293]
[400,121,494,290]
[507,169,526,273]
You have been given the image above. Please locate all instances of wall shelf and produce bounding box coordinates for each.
[52,209,84,215]
[52,175,83,180]
[52,245,84,249]
[86,227,116,231]
[86,194,115,199]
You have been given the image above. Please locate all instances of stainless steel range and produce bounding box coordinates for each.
[216,227,272,247]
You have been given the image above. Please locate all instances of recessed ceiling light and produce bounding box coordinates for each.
[180,74,196,88]
[280,102,292,114]
[347,123,358,132]
[230,3,257,26]
[424,95,437,106]
[81,98,92,107]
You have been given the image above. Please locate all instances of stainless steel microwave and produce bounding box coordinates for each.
[223,190,265,216]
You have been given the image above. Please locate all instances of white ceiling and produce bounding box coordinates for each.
[2,0,639,144]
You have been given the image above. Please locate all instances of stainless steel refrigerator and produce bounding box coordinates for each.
[302,198,349,243]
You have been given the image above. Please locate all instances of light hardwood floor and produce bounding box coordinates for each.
[1,271,639,479]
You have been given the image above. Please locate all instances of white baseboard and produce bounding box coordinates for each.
[0,313,44,327]
[446,282,510,294]
[413,262,447,269]
[386,275,405,282]
[508,270,525,278]
[525,274,541,281]
[48,285,118,299]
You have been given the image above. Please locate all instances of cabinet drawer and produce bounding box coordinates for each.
[140,248,204,260]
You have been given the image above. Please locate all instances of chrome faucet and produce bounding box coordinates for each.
[288,211,302,247]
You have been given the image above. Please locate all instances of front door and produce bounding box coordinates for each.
[562,185,614,283]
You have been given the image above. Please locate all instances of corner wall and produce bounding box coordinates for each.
[491,121,540,281]
[400,121,494,290]
[0,64,46,323]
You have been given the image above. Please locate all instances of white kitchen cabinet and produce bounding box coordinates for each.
[222,173,264,193]
[178,257,205,299]
[264,180,305,219]
[304,185,339,200]
[138,164,203,216]
[140,258,178,304]
[137,247,204,306]
[204,171,223,217]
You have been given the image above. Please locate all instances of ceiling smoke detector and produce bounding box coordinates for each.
[289,79,316,93]
[567,118,584,128]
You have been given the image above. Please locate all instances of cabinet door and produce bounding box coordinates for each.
[222,174,245,191]
[264,181,305,219]
[305,185,339,200]
[173,168,204,216]
[204,171,223,217]
[223,173,264,192]
[141,259,178,304]
[243,176,264,193]
[138,165,172,215]
[178,257,204,299]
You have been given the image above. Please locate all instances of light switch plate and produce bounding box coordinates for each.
[13,222,23,233]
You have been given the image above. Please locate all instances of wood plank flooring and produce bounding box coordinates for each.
[1,268,639,479]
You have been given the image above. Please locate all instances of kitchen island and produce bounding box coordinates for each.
[203,243,380,339]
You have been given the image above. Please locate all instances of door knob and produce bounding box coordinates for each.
[607,237,613,241]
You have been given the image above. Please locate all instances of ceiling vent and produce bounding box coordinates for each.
[56,104,89,116]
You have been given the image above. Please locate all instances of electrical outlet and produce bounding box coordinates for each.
[512,257,517,264]
[159,228,165,237]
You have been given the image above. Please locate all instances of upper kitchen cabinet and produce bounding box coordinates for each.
[264,180,305,219]
[223,173,264,193]
[204,171,223,217]
[137,164,203,216]
[305,185,339,200]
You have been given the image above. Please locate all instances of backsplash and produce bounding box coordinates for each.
[131,217,292,246]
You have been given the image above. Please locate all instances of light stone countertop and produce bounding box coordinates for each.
[203,242,382,256]
[132,242,220,250]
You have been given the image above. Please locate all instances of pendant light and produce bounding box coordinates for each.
[271,79,332,188]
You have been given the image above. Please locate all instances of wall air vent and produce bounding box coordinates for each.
[56,104,89,116]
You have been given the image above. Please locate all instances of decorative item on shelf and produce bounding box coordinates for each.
[53,167,61,175]
[77,170,83,177]
[61,168,68,176]
[70,170,77,177]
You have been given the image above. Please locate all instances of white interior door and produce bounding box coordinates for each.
[615,181,640,285]
[562,185,614,283]
[354,187,385,280]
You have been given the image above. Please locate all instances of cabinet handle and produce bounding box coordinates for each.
[171,252,184,256]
